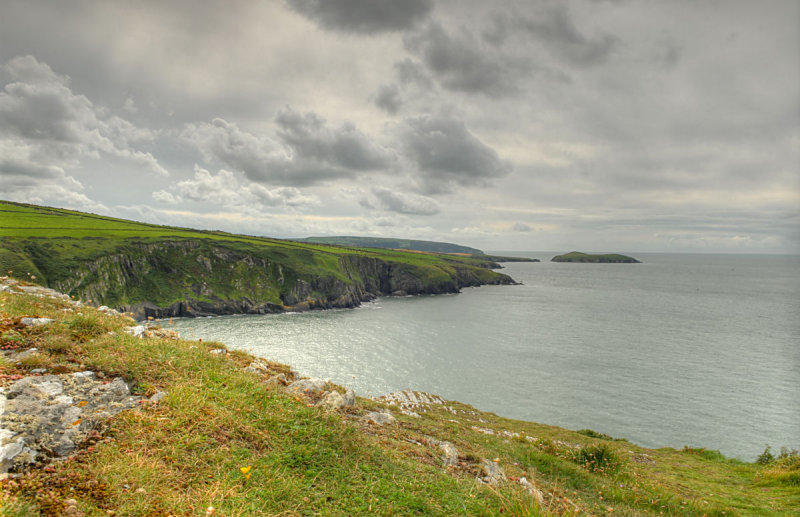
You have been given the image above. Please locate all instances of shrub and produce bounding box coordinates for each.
[67,313,108,342]
[756,446,775,465]
[571,444,619,473]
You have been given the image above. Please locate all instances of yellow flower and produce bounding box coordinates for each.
[240,466,252,480]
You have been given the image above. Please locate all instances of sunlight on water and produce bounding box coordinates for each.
[173,253,800,460]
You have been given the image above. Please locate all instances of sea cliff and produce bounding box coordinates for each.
[0,201,515,320]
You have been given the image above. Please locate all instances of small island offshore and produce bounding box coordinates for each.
[552,251,641,263]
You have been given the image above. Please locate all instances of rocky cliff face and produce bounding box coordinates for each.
[42,241,514,320]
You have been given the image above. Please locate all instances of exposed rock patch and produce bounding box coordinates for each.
[0,372,141,473]
[362,411,396,426]
[478,458,506,485]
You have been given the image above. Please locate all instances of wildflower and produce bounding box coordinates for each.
[240,465,252,480]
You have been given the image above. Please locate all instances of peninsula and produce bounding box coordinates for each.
[552,251,641,263]
[0,201,517,320]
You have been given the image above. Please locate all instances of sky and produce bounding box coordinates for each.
[1,0,798,253]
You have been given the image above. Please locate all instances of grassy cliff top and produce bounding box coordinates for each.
[1,281,797,516]
[551,252,641,263]
[297,236,484,255]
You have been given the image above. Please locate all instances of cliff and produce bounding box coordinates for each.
[0,201,515,320]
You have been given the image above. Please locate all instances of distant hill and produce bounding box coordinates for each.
[298,236,484,255]
[551,251,641,263]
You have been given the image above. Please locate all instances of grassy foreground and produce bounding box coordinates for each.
[1,282,798,516]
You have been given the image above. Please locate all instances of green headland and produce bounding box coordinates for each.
[0,201,518,320]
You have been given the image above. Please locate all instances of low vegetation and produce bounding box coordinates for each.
[551,252,641,264]
[1,281,797,516]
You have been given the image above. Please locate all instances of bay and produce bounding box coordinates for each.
[172,252,800,460]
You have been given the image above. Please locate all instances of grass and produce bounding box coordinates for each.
[1,283,798,516]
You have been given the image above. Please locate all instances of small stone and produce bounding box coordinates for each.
[478,458,506,485]
[123,326,146,338]
[343,388,356,406]
[30,368,48,374]
[209,349,227,355]
[439,441,459,467]
[362,411,396,426]
[519,477,545,507]
[263,373,287,387]
[135,487,146,494]
[317,391,346,411]
[65,498,78,506]
[286,378,328,396]
[20,317,54,327]
[148,391,167,404]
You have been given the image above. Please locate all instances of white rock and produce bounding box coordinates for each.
[363,411,396,426]
[124,325,146,338]
[439,441,459,467]
[344,388,356,406]
[19,317,53,327]
[478,458,505,485]
[286,378,328,396]
[317,391,346,411]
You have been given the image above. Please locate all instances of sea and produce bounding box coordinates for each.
[171,252,800,461]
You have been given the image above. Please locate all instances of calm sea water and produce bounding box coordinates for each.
[172,253,800,460]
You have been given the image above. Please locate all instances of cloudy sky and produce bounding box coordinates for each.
[1,0,798,253]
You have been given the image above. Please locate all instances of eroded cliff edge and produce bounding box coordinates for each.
[39,240,514,320]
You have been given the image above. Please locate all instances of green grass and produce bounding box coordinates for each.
[1,285,797,516]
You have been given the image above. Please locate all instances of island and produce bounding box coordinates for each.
[551,251,641,263]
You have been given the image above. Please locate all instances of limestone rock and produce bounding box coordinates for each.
[317,391,346,411]
[343,388,356,407]
[478,458,506,485]
[263,373,288,387]
[124,325,146,338]
[149,391,167,404]
[0,372,141,473]
[439,441,459,467]
[519,477,545,507]
[286,378,328,396]
[19,317,54,327]
[363,411,396,426]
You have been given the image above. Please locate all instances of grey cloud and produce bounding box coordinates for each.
[0,55,168,176]
[275,107,393,172]
[368,187,440,215]
[512,222,531,232]
[399,115,512,194]
[286,0,433,34]
[374,84,403,114]
[512,4,620,66]
[394,59,435,89]
[404,22,526,96]
[182,110,393,187]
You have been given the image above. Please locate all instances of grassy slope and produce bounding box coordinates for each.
[0,201,509,309]
[1,286,797,516]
